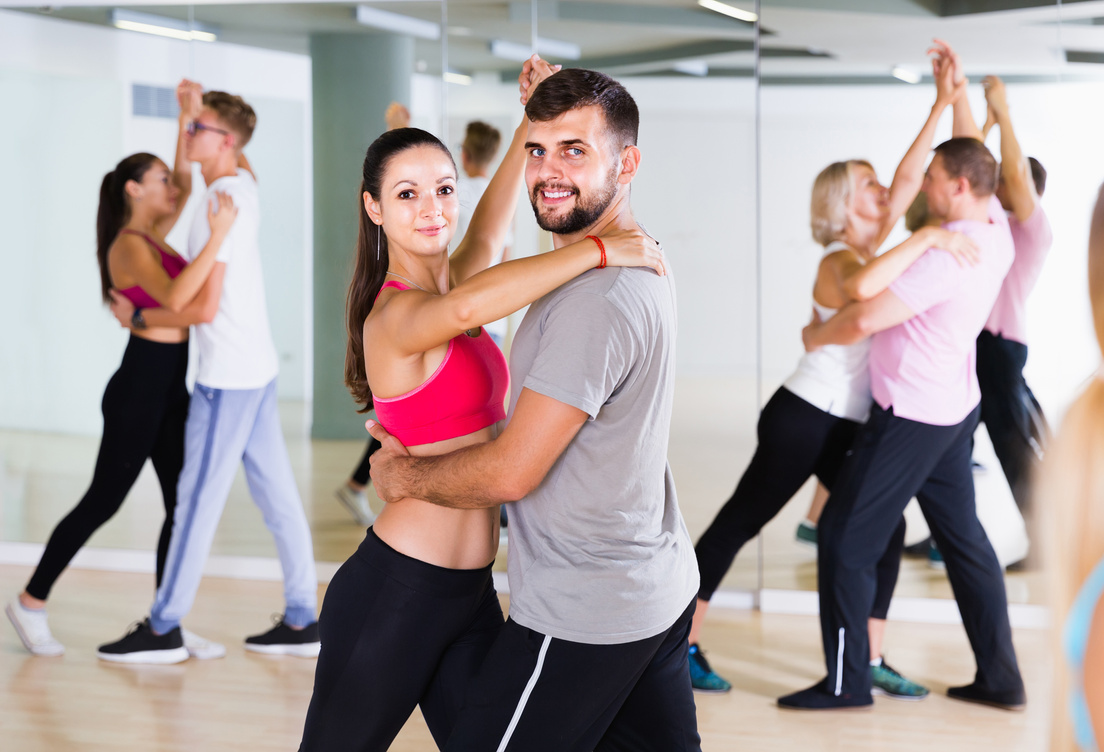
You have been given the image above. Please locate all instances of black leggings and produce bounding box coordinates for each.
[25,335,189,601]
[695,387,905,620]
[300,528,504,752]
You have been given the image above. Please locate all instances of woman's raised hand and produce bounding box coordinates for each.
[207,191,238,237]
[177,79,203,122]
[929,228,980,267]
[593,227,667,276]
[518,54,562,106]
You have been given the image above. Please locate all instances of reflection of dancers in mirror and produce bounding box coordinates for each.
[779,42,1025,711]
[796,193,940,549]
[99,85,320,664]
[689,65,981,698]
[298,59,667,751]
[5,81,236,656]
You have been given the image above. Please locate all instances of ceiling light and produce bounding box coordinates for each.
[673,60,709,76]
[697,0,758,23]
[355,5,440,41]
[110,9,218,42]
[489,37,581,63]
[891,66,922,84]
[444,71,472,86]
[448,27,473,37]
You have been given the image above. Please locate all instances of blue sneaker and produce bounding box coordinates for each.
[871,659,929,700]
[688,643,731,693]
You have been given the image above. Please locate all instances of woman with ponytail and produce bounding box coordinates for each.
[5,80,237,657]
[1046,182,1104,751]
[298,59,665,751]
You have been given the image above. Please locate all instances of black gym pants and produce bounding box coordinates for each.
[444,600,700,752]
[817,402,1023,699]
[694,387,905,619]
[25,335,189,600]
[976,330,1048,516]
[299,527,504,752]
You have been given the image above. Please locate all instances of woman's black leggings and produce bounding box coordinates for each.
[300,528,504,752]
[695,387,905,620]
[350,437,382,487]
[25,335,190,601]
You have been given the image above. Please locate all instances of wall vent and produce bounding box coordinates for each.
[132,84,179,119]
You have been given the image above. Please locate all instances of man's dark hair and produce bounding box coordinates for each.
[1028,156,1047,197]
[524,68,639,151]
[932,137,999,198]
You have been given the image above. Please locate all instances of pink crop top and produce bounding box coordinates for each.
[372,281,509,446]
[116,229,188,308]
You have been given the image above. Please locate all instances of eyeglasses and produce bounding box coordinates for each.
[186,120,231,138]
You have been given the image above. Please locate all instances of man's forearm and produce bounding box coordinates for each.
[388,442,515,509]
[810,305,867,348]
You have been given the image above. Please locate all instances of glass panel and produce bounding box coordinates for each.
[755,0,1083,608]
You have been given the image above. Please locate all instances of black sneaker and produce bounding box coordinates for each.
[97,619,189,664]
[245,615,321,657]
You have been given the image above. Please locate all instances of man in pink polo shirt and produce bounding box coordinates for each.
[779,137,1025,711]
[977,75,1052,527]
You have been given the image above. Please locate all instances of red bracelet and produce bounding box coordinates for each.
[587,235,606,269]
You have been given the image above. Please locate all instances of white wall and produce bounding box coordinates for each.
[760,82,1100,421]
[0,10,313,435]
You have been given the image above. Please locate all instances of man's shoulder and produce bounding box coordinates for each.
[207,170,258,199]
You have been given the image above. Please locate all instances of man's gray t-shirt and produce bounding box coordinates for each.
[505,260,699,645]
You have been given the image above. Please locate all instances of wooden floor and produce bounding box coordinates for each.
[1,564,1052,751]
[0,377,1055,749]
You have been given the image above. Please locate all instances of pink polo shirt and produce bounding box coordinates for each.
[869,196,1014,426]
[983,205,1052,345]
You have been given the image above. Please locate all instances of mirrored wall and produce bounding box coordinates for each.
[1,0,1101,613]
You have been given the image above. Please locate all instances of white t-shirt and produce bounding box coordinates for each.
[783,241,872,423]
[456,174,512,341]
[185,169,279,390]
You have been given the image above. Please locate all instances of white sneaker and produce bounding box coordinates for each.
[6,599,65,656]
[335,485,376,526]
[182,628,226,660]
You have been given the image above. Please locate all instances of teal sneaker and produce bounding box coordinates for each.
[871,659,929,700]
[795,520,818,548]
[688,643,731,693]
[928,544,945,570]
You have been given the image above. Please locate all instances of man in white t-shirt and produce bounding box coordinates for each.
[456,120,514,346]
[99,88,319,664]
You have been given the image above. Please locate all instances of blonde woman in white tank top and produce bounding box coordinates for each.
[687,158,977,697]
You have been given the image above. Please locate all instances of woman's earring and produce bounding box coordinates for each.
[376,222,381,262]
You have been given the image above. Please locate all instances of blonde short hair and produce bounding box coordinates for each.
[810,160,873,247]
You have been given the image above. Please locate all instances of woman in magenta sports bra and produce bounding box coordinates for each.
[5,82,239,658]
[297,61,665,751]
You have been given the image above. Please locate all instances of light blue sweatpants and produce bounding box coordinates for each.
[150,379,317,633]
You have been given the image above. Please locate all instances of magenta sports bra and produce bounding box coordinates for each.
[116,229,188,308]
[371,280,509,446]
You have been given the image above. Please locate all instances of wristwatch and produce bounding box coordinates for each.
[132,307,147,330]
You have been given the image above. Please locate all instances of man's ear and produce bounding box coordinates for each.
[364,192,383,226]
[618,145,641,185]
[953,175,971,197]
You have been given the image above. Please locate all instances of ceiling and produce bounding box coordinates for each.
[9,0,1104,82]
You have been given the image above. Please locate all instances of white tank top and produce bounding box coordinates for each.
[783,241,872,423]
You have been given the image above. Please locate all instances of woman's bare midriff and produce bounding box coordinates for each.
[132,326,189,344]
[372,421,503,570]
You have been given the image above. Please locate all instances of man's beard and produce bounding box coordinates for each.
[530,163,619,235]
